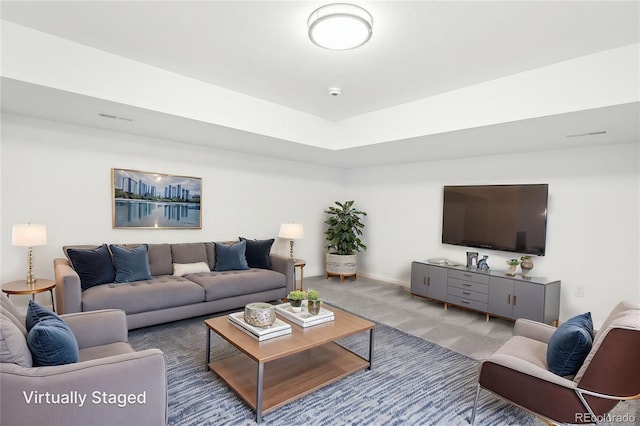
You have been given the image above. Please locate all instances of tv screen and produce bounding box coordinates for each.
[442,184,548,256]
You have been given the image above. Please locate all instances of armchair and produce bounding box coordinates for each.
[1,295,167,426]
[471,301,640,424]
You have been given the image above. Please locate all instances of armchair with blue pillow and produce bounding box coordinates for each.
[471,301,640,425]
[0,295,167,426]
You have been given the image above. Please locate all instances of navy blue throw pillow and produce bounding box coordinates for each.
[214,241,249,272]
[239,237,274,269]
[547,312,594,376]
[26,299,62,331]
[25,301,79,366]
[67,244,115,290]
[110,244,152,283]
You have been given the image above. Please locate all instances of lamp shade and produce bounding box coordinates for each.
[278,223,304,240]
[12,223,47,247]
[308,3,373,50]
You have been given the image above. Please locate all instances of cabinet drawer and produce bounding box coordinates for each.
[446,295,488,312]
[448,269,490,285]
[447,286,488,303]
[448,278,489,294]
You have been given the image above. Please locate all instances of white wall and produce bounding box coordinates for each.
[0,114,345,291]
[346,142,640,327]
[2,113,638,327]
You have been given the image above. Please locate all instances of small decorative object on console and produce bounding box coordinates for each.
[506,259,520,277]
[244,303,276,327]
[520,256,534,276]
[478,255,490,270]
[466,251,479,268]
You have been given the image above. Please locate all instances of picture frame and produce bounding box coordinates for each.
[112,168,202,229]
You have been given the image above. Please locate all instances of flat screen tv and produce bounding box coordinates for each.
[442,184,548,256]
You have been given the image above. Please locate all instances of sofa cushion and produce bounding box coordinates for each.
[547,312,594,376]
[171,242,208,265]
[240,237,274,269]
[0,311,33,367]
[81,276,205,315]
[28,317,80,366]
[0,294,27,335]
[110,244,152,283]
[67,244,116,290]
[187,269,286,302]
[26,299,62,330]
[147,243,173,276]
[214,241,249,271]
[173,262,210,276]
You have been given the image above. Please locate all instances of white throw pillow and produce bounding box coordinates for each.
[172,262,210,276]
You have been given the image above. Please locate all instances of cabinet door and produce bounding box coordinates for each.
[426,265,447,302]
[410,262,430,297]
[488,277,514,319]
[512,281,544,322]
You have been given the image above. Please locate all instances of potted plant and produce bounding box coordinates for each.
[287,290,306,313]
[520,256,534,276]
[306,289,322,315]
[506,259,519,276]
[324,200,367,282]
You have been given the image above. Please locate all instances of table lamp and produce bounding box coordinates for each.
[12,223,48,285]
[278,223,303,260]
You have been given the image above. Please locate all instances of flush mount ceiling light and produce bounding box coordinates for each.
[308,3,373,50]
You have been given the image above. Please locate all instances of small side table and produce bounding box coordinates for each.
[2,279,56,312]
[293,259,306,291]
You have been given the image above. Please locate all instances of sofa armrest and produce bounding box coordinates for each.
[0,349,167,426]
[54,258,82,314]
[61,310,128,349]
[513,318,557,343]
[270,253,295,293]
[482,353,577,389]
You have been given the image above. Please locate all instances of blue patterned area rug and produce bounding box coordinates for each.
[128,313,539,426]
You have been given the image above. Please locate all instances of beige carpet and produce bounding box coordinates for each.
[304,274,516,361]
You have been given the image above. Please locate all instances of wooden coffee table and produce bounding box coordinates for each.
[205,305,375,423]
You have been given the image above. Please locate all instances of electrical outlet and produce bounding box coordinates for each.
[575,286,585,298]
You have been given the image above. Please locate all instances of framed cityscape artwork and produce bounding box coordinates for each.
[112,168,202,229]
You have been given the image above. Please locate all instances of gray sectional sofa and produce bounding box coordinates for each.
[54,241,294,329]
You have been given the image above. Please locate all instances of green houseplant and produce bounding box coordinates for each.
[324,200,367,282]
[287,290,306,312]
[306,289,322,315]
[506,259,520,276]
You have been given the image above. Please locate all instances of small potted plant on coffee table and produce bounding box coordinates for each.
[506,259,519,276]
[306,289,322,315]
[287,290,306,313]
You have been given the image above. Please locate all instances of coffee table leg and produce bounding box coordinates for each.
[256,362,264,423]
[205,328,211,371]
[368,328,375,370]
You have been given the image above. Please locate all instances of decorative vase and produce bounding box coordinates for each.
[244,303,276,327]
[506,265,517,277]
[520,256,534,276]
[289,299,303,313]
[307,300,322,315]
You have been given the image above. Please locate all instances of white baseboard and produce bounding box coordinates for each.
[357,271,409,288]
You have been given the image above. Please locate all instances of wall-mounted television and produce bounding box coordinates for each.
[442,184,548,256]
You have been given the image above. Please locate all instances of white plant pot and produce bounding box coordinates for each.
[325,253,357,275]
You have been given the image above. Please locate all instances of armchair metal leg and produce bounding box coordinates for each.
[470,383,482,425]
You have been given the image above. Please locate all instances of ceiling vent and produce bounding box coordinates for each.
[98,113,134,122]
[566,130,607,138]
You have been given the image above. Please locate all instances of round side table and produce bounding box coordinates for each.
[293,259,306,291]
[2,279,56,312]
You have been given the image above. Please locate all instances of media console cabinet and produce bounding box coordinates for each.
[410,261,561,325]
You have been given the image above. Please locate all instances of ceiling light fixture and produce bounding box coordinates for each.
[308,3,373,50]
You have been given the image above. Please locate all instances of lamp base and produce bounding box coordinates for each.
[26,246,36,286]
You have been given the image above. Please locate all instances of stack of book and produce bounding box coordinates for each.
[228,312,292,341]
[274,302,335,328]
